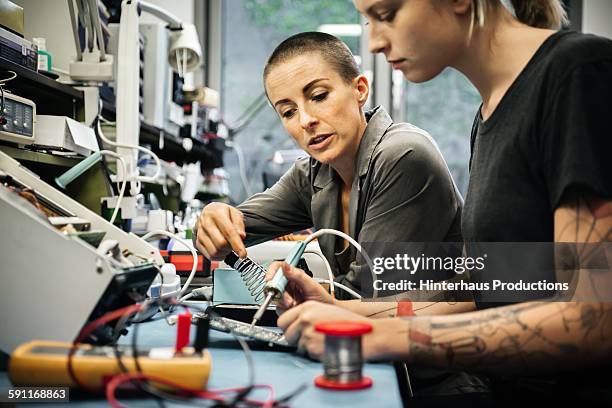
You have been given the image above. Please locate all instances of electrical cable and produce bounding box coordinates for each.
[110,302,228,407]
[94,102,132,196]
[303,248,362,298]
[0,70,17,84]
[174,293,307,406]
[141,230,198,299]
[173,295,260,406]
[157,305,174,326]
[81,0,94,52]
[106,230,366,405]
[88,0,107,60]
[92,116,118,196]
[136,301,268,407]
[98,116,115,125]
[112,306,167,408]
[110,268,168,408]
[107,232,364,405]
[98,150,127,224]
[97,117,162,183]
[131,309,218,407]
[72,299,219,407]
[177,286,212,302]
[96,100,162,184]
[315,279,362,299]
[111,298,196,407]
[176,292,196,303]
[106,372,277,408]
[304,228,377,298]
[67,303,145,393]
[303,249,335,297]
[75,0,87,36]
[204,304,257,407]
[66,0,83,61]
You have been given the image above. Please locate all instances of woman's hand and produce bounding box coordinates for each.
[265,262,336,314]
[277,301,409,361]
[196,202,247,260]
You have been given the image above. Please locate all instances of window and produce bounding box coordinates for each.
[400,68,481,196]
[220,0,361,203]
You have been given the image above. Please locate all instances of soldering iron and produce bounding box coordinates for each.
[249,241,307,328]
[223,228,373,329]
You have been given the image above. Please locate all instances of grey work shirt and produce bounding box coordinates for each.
[238,106,462,292]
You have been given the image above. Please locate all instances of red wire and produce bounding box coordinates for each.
[70,302,277,408]
[106,372,276,408]
[67,303,145,393]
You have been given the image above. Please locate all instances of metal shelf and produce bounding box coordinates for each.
[0,57,84,119]
[101,102,210,165]
[0,145,80,168]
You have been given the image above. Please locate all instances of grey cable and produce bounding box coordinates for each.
[66,0,83,60]
[80,0,94,52]
[88,0,107,60]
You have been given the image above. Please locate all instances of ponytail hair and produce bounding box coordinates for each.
[469,0,568,35]
[509,0,568,29]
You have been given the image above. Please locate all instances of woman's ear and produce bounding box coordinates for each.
[354,74,370,107]
[452,0,471,16]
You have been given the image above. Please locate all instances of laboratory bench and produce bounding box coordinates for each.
[0,306,404,407]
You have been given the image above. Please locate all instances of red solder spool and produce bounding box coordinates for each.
[314,321,373,390]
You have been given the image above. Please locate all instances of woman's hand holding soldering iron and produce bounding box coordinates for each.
[265,262,336,314]
[266,263,409,360]
[196,202,247,260]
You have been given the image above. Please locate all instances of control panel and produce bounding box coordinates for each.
[0,92,36,145]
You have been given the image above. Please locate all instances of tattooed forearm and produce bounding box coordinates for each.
[366,305,397,318]
[385,191,612,373]
[345,297,475,318]
[403,191,612,373]
[555,189,612,243]
[406,301,612,374]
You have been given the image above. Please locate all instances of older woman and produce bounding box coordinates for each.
[195,32,462,294]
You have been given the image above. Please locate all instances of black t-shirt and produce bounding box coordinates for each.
[462,30,612,243]
[461,30,612,403]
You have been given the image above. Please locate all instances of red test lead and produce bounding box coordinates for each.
[175,312,192,353]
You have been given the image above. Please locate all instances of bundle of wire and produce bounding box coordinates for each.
[67,299,307,407]
[68,302,294,407]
